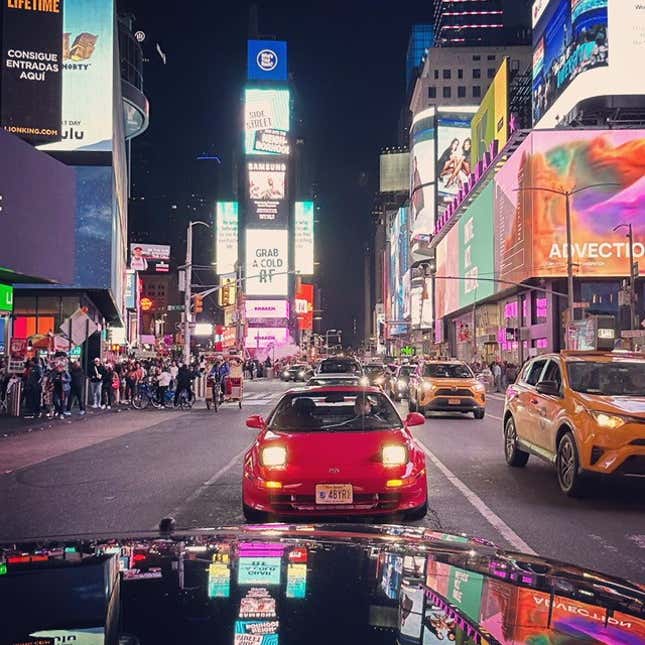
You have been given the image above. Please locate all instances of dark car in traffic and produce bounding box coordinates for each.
[280,363,314,382]
[317,356,363,375]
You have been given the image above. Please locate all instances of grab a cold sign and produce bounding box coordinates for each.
[246,229,289,297]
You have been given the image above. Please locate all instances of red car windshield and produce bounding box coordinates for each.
[268,392,402,431]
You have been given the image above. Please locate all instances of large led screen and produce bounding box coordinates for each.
[245,327,289,348]
[244,88,290,156]
[247,160,288,227]
[247,39,288,81]
[216,201,238,275]
[434,226,460,320]
[380,151,410,193]
[294,201,314,275]
[532,1,645,128]
[38,0,115,152]
[389,207,410,335]
[494,129,645,284]
[409,108,436,242]
[245,229,289,296]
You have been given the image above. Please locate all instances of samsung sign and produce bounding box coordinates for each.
[247,40,287,81]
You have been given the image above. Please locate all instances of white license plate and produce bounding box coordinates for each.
[448,398,461,405]
[315,484,353,505]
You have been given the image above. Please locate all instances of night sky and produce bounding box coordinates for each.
[121,0,528,347]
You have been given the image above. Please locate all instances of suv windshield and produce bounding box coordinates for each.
[567,361,645,396]
[365,365,385,375]
[319,360,361,374]
[422,363,473,379]
[269,392,402,431]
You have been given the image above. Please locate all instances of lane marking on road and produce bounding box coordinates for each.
[161,445,249,527]
[488,393,506,401]
[487,413,503,421]
[416,438,536,554]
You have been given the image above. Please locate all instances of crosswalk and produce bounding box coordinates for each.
[242,392,276,406]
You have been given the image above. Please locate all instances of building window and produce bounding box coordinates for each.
[531,292,548,325]
[473,68,481,79]
[428,86,437,98]
[443,69,451,79]
[488,68,496,78]
[458,86,466,98]
[457,68,463,79]
[434,69,439,80]
[472,85,481,98]
[510,59,520,72]
[442,86,451,98]
[487,54,496,61]
[472,55,481,61]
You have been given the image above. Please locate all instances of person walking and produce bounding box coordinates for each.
[52,364,71,420]
[24,359,43,419]
[102,363,115,410]
[491,361,502,393]
[67,360,86,415]
[174,364,193,407]
[89,358,103,408]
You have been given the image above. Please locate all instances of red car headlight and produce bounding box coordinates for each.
[261,445,287,467]
[382,444,408,466]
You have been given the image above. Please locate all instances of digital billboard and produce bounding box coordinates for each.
[409,107,436,242]
[434,225,459,320]
[494,129,645,284]
[244,88,290,156]
[129,243,170,272]
[247,39,288,81]
[247,160,288,227]
[532,1,645,128]
[245,300,289,319]
[294,201,314,275]
[296,283,314,331]
[458,182,495,309]
[437,108,476,220]
[389,207,410,335]
[125,270,136,309]
[470,59,509,166]
[410,277,432,330]
[216,201,239,275]
[245,229,289,296]
[39,0,115,152]
[380,151,410,193]
[1,0,63,144]
[245,327,289,348]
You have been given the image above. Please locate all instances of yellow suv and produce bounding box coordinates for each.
[408,360,486,419]
[503,351,645,496]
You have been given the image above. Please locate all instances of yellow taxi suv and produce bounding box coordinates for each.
[503,351,645,497]
[408,360,486,419]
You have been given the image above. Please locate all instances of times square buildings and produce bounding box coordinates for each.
[375,0,645,364]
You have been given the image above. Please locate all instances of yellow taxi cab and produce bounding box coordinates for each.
[408,360,486,419]
[503,351,645,496]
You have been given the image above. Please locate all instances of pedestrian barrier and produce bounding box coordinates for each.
[7,379,22,417]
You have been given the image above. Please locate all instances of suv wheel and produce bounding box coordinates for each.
[504,417,529,467]
[474,409,485,420]
[556,432,587,497]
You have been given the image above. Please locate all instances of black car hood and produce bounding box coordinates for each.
[1,523,643,645]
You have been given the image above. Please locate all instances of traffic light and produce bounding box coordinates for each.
[194,295,204,313]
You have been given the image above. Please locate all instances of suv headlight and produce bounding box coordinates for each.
[261,445,287,467]
[474,383,486,393]
[382,444,408,466]
[588,411,628,429]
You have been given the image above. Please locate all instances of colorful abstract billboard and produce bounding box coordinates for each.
[244,88,290,156]
[532,1,645,128]
[494,129,645,284]
[245,229,289,297]
[39,0,115,152]
[294,201,315,275]
[409,108,436,243]
[216,201,239,275]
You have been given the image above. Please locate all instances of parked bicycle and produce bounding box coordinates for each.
[131,381,193,410]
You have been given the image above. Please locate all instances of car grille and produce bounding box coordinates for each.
[615,456,645,477]
[435,388,473,397]
[269,492,401,512]
[590,446,604,465]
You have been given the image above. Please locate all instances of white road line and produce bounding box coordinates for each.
[487,413,503,421]
[488,393,506,401]
[417,438,536,554]
[243,400,273,406]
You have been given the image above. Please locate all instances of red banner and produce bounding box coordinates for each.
[296,284,314,331]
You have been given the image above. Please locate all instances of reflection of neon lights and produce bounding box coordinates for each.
[286,563,307,598]
[238,543,286,558]
[208,562,230,598]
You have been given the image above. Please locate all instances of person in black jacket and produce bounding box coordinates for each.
[174,364,192,406]
[67,360,86,414]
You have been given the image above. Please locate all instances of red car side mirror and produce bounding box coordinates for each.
[405,412,425,427]
[246,415,265,430]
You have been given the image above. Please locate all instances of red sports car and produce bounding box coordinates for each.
[242,386,428,521]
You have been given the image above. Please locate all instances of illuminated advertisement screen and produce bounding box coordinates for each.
[247,39,287,81]
[1,0,63,144]
[234,621,279,645]
[437,108,476,220]
[296,283,314,331]
[247,160,288,227]
[125,271,136,309]
[245,327,289,348]
[494,129,645,283]
[389,207,410,335]
[238,557,281,585]
[244,88,290,156]
[434,226,459,319]
[458,182,495,309]
[216,201,239,275]
[410,108,436,241]
[245,229,288,296]
[380,152,410,193]
[129,243,171,272]
[399,581,425,642]
[294,201,315,275]
[245,300,289,319]
[39,0,115,152]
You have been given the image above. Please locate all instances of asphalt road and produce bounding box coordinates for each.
[1,380,644,583]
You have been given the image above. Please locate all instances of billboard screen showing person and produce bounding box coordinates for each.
[409,108,436,243]
[247,160,288,227]
[129,244,171,272]
[244,88,290,156]
[494,129,645,284]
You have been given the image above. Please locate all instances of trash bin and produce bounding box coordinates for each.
[7,379,22,417]
[266,367,274,379]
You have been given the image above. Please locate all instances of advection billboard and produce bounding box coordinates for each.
[245,228,289,296]
[380,151,410,193]
[470,59,509,166]
[247,39,288,81]
[294,201,314,275]
[532,0,645,128]
[437,107,476,220]
[39,0,114,152]
[244,88,290,156]
[458,182,495,309]
[216,201,239,275]
[494,129,645,284]
[1,0,63,144]
[247,160,288,227]
[409,108,436,242]
[389,207,410,335]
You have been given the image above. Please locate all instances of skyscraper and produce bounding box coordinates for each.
[433,0,504,47]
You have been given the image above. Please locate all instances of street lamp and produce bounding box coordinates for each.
[613,222,637,331]
[514,183,620,345]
